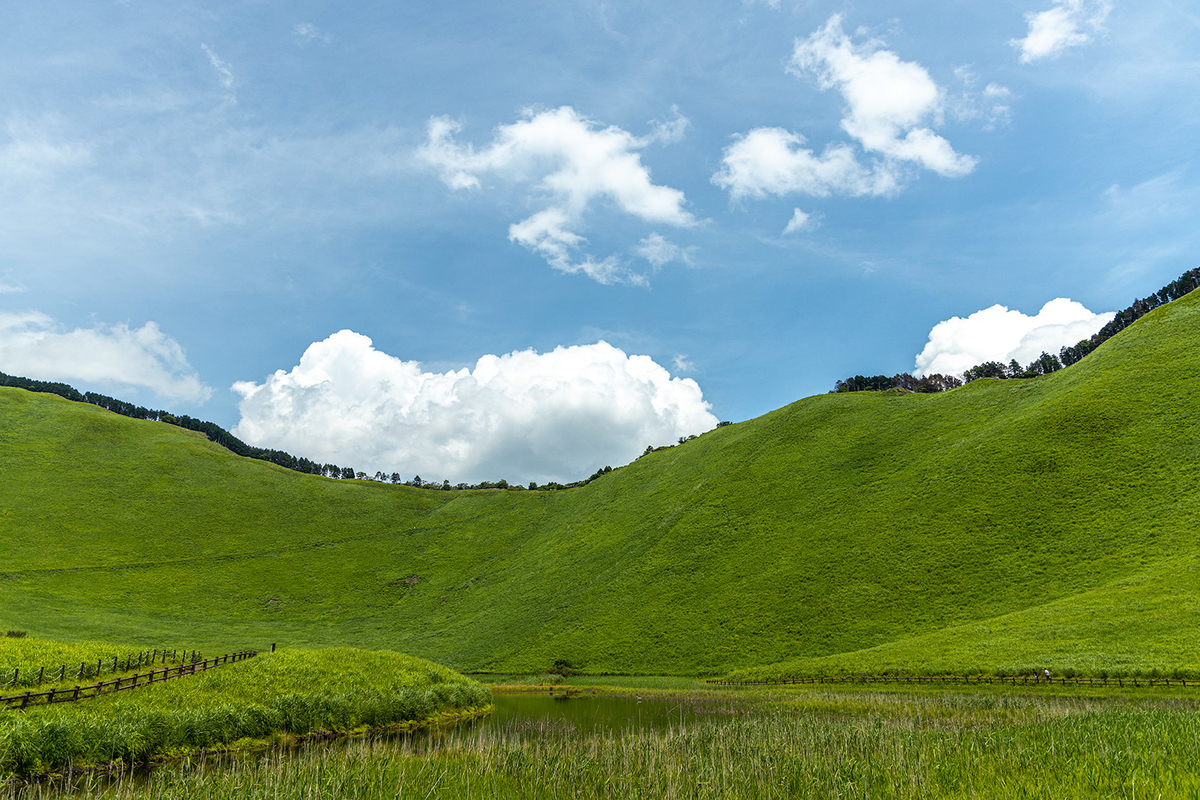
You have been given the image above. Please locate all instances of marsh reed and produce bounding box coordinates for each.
[7,689,1199,799]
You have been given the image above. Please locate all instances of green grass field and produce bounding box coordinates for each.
[0,646,489,777]
[2,290,1199,678]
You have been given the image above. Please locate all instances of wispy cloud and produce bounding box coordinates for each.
[200,43,236,103]
[0,116,91,176]
[647,105,690,145]
[0,105,422,269]
[293,23,331,46]
[1101,170,1196,230]
[636,232,694,268]
[950,67,1013,130]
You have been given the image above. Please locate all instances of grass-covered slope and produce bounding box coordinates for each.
[2,291,1199,676]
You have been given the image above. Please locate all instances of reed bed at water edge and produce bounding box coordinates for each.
[7,689,1200,799]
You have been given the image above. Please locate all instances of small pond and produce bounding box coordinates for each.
[484,691,708,734]
[12,691,735,796]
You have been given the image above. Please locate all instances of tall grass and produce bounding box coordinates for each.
[5,689,1199,799]
[0,649,489,778]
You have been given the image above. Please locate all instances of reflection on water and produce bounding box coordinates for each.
[486,692,702,735]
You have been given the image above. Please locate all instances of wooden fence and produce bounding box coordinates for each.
[707,674,1197,689]
[0,650,257,711]
[2,648,202,690]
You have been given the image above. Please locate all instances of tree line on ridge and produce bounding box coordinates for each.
[833,266,1200,395]
[0,374,355,479]
[5,267,1192,487]
[0,373,663,490]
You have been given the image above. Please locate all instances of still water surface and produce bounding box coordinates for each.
[485,692,705,734]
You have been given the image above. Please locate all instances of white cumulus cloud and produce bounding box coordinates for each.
[418,106,696,285]
[782,208,814,234]
[232,332,718,484]
[791,16,978,177]
[1012,0,1111,63]
[714,128,897,200]
[0,311,212,401]
[715,15,977,201]
[913,298,1115,377]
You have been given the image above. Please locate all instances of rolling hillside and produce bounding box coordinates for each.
[2,290,1199,676]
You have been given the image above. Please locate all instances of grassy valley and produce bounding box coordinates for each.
[2,290,1199,678]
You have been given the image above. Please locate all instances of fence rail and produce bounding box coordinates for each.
[707,674,1196,689]
[0,651,257,711]
[2,648,203,690]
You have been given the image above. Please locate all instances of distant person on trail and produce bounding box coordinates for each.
[1044,669,1051,682]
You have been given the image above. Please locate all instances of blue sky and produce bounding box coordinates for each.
[2,0,1197,482]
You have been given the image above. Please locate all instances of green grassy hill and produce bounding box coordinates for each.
[3,290,1200,677]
